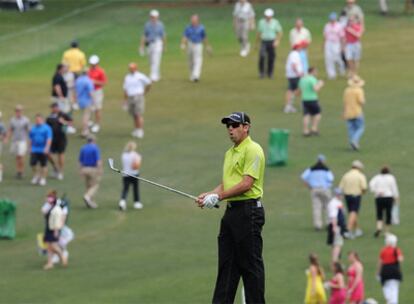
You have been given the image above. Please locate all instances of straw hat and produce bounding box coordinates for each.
[348,75,365,87]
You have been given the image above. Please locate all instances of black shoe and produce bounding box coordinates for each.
[16,172,23,179]
[374,230,381,238]
[311,131,320,136]
[303,132,311,137]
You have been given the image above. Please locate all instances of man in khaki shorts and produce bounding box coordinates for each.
[88,55,107,133]
[5,105,30,179]
[123,63,151,139]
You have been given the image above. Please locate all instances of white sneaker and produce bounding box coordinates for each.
[245,43,251,55]
[355,229,363,238]
[91,124,100,133]
[133,202,143,209]
[136,129,144,138]
[66,126,76,134]
[240,49,248,57]
[31,175,40,185]
[39,178,47,186]
[87,120,94,128]
[57,173,64,180]
[51,254,60,265]
[119,199,127,211]
[72,103,79,111]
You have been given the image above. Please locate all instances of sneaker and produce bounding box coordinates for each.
[39,178,47,186]
[343,231,355,240]
[87,120,94,128]
[57,173,64,180]
[83,195,93,208]
[240,49,248,57]
[374,230,381,238]
[16,172,23,179]
[31,175,40,185]
[350,142,360,151]
[132,129,144,139]
[245,43,251,55]
[133,202,143,209]
[91,124,100,133]
[51,254,60,265]
[354,229,363,238]
[66,126,76,134]
[119,199,127,211]
[72,103,79,111]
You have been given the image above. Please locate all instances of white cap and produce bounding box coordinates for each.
[352,160,364,170]
[150,9,159,18]
[89,55,100,65]
[385,233,398,247]
[264,8,274,17]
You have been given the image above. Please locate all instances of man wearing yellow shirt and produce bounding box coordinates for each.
[339,160,367,239]
[343,75,365,150]
[197,112,266,304]
[62,41,87,75]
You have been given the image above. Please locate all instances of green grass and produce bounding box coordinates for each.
[0,0,413,303]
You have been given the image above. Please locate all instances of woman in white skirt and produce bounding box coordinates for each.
[119,141,142,210]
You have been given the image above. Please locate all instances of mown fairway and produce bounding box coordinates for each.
[0,0,413,303]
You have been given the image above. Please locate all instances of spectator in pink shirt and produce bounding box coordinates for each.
[323,12,345,80]
[344,16,363,77]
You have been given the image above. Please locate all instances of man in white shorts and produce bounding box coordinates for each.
[123,63,151,138]
[88,55,107,133]
[5,105,30,179]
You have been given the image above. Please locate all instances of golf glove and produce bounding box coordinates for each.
[203,194,220,209]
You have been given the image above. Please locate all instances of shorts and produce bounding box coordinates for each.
[91,89,104,111]
[51,96,71,114]
[345,195,361,213]
[327,223,344,246]
[376,197,393,225]
[345,42,362,61]
[10,140,28,156]
[44,229,59,243]
[50,137,67,154]
[128,94,145,116]
[30,153,48,167]
[302,101,321,116]
[287,77,300,91]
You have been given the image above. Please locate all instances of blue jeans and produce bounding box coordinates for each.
[299,49,309,74]
[347,116,365,145]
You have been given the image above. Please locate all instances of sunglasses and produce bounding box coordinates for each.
[226,122,241,129]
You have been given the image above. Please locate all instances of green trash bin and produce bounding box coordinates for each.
[0,199,16,239]
[267,128,289,166]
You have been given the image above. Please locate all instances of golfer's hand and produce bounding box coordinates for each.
[196,192,208,208]
[203,194,220,209]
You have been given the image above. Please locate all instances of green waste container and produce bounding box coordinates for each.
[267,128,289,166]
[0,200,16,239]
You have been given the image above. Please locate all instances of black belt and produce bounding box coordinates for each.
[227,198,262,208]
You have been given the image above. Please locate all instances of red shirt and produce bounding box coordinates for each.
[88,66,107,90]
[380,246,403,265]
[345,23,362,43]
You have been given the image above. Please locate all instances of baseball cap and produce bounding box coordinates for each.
[221,112,251,125]
[329,12,337,21]
[317,154,326,162]
[334,187,342,195]
[89,55,100,65]
[50,102,59,108]
[87,134,96,142]
[15,104,23,111]
[150,9,159,18]
[352,160,364,170]
[264,8,274,17]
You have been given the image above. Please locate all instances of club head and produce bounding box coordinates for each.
[107,158,116,171]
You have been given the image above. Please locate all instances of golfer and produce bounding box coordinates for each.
[196,112,266,304]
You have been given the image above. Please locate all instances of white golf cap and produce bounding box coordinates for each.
[352,160,364,170]
[89,55,100,65]
[264,8,274,17]
[150,9,159,17]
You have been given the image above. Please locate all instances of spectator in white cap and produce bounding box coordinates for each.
[377,233,403,304]
[88,55,107,133]
[339,160,367,239]
[255,8,283,79]
[301,154,334,230]
[327,188,346,262]
[232,0,255,57]
[140,9,166,82]
[323,12,346,80]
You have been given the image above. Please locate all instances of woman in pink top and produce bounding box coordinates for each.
[328,262,346,304]
[347,251,364,304]
[344,16,363,77]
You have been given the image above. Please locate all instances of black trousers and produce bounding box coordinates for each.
[121,176,140,202]
[212,200,265,304]
[375,197,393,225]
[258,40,276,78]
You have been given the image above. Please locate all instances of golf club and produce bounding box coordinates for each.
[108,158,219,208]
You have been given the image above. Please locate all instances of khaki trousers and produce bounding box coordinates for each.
[310,188,331,229]
[81,167,101,200]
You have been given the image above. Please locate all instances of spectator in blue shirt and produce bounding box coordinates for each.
[301,154,334,230]
[79,134,102,208]
[29,114,53,186]
[75,69,94,137]
[180,14,212,82]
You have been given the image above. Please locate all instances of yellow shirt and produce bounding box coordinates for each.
[339,168,367,196]
[343,86,365,120]
[222,136,265,201]
[62,48,86,73]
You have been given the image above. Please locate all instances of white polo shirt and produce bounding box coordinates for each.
[324,21,344,44]
[289,27,312,47]
[369,174,399,198]
[327,197,343,221]
[123,71,151,97]
[285,50,303,78]
[233,1,255,20]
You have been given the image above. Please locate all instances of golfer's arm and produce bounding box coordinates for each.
[54,84,63,98]
[217,175,254,201]
[275,32,283,46]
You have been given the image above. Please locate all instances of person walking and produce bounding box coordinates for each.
[369,166,400,237]
[181,14,212,82]
[284,43,303,113]
[29,114,52,186]
[343,0,365,28]
[346,251,364,304]
[75,68,94,137]
[256,8,283,79]
[140,10,166,82]
[301,154,334,230]
[41,190,67,270]
[304,253,327,304]
[118,141,143,211]
[79,135,102,209]
[289,18,312,74]
[196,112,266,304]
[298,67,324,136]
[46,102,72,180]
[123,62,152,139]
[339,160,367,239]
[5,105,30,179]
[344,16,363,77]
[233,0,255,57]
[327,188,346,262]
[343,75,365,151]
[323,12,345,80]
[377,234,403,304]
[88,55,107,133]
[327,262,347,304]
[51,63,70,114]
